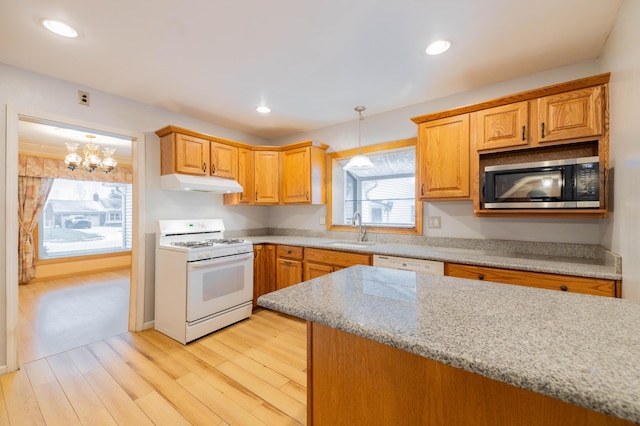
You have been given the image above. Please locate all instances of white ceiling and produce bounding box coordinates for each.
[0,0,623,140]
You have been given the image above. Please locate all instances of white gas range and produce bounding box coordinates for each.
[155,219,254,344]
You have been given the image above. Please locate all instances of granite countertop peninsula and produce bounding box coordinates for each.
[257,265,640,424]
[241,234,621,280]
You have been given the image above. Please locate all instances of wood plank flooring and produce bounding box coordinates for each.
[18,270,130,364]
[2,308,307,425]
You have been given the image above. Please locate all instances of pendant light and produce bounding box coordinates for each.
[344,106,374,171]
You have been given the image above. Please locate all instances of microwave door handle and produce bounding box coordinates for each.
[189,252,253,269]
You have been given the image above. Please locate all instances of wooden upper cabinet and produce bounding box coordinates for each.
[476,101,529,151]
[281,145,327,204]
[210,141,238,179]
[160,133,209,175]
[534,85,604,143]
[254,150,280,204]
[417,114,470,200]
[223,147,253,205]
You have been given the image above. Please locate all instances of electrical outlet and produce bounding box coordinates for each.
[78,90,90,106]
[319,216,326,225]
[428,216,441,229]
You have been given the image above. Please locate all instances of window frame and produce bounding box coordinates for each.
[327,138,422,235]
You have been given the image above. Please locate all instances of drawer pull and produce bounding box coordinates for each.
[287,250,292,254]
[541,122,546,139]
[478,274,485,281]
[521,125,526,141]
[560,285,568,291]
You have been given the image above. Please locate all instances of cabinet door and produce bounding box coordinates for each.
[276,258,303,289]
[444,263,616,297]
[254,151,280,204]
[304,262,334,280]
[282,147,311,203]
[175,134,209,175]
[418,114,470,200]
[476,101,529,151]
[224,147,253,205]
[535,86,603,143]
[210,142,238,179]
[253,245,267,308]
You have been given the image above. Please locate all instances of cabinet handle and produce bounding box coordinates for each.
[306,191,309,200]
[541,122,546,139]
[240,192,243,200]
[521,125,526,141]
[255,191,258,201]
[560,285,568,291]
[203,162,207,173]
[287,250,292,254]
[211,163,216,174]
[421,183,425,197]
[254,251,258,258]
[477,274,485,280]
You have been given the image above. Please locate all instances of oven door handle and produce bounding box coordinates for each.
[188,252,253,270]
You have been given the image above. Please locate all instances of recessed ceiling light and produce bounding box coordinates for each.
[42,19,78,38]
[426,40,451,55]
[256,106,271,114]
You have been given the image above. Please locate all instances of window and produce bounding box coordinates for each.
[38,178,133,260]
[328,139,422,235]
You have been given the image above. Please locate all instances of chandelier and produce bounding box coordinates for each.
[343,106,374,171]
[64,135,117,173]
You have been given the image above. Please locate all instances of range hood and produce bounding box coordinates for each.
[160,174,243,193]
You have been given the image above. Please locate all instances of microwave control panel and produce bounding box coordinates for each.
[575,162,599,200]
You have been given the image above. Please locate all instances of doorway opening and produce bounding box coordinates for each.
[5,108,146,372]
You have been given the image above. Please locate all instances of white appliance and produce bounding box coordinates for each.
[155,219,253,344]
[373,254,444,275]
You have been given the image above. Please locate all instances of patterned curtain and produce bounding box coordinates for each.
[18,176,54,284]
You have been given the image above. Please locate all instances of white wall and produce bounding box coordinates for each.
[599,0,640,300]
[271,60,606,244]
[0,62,272,367]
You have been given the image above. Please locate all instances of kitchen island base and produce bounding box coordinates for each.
[307,322,633,426]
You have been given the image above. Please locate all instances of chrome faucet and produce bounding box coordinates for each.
[351,211,367,242]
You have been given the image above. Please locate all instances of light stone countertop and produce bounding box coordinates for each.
[241,235,621,280]
[257,265,640,424]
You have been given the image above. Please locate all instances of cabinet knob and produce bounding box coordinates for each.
[560,285,568,291]
[478,274,485,280]
[287,250,292,254]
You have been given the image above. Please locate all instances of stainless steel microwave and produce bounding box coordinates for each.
[483,156,600,209]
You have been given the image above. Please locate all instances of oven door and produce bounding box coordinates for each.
[186,251,254,323]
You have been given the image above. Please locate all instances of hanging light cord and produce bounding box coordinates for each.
[355,105,365,154]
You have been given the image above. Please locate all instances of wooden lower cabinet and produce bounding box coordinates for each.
[253,244,275,309]
[304,248,372,280]
[276,245,304,289]
[308,322,633,426]
[445,263,619,297]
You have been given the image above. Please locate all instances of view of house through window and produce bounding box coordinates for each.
[333,146,416,228]
[38,178,133,259]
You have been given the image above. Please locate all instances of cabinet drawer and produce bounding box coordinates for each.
[445,263,616,297]
[277,245,304,260]
[305,248,371,269]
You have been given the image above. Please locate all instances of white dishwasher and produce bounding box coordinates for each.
[373,254,444,275]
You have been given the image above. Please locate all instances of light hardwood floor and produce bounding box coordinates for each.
[2,308,307,425]
[13,272,306,425]
[18,270,131,364]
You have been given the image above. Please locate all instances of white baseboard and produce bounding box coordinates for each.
[143,320,155,330]
[0,365,7,376]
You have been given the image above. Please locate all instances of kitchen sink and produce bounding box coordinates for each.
[326,241,377,249]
